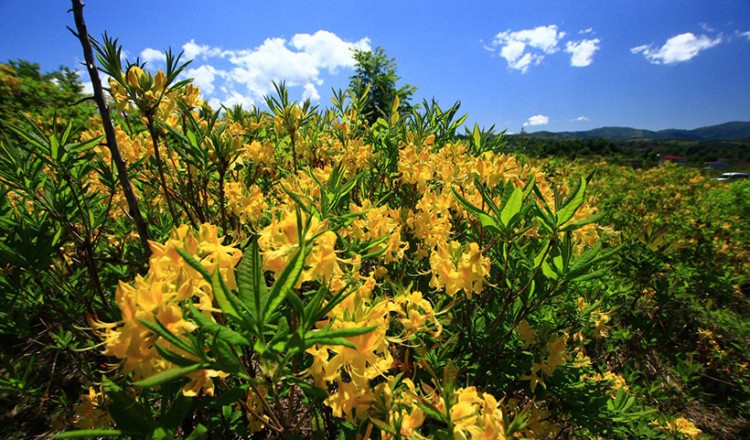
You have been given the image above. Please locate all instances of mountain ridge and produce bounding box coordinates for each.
[523,121,750,141]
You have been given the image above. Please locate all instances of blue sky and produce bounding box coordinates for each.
[1,1,749,133]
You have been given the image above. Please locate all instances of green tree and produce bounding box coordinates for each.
[349,47,416,125]
[0,60,95,133]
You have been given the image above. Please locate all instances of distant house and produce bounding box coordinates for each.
[658,155,687,166]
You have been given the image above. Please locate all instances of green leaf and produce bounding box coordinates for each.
[160,393,193,431]
[500,186,523,228]
[237,240,265,318]
[175,247,212,282]
[556,176,586,227]
[561,212,603,232]
[211,336,241,373]
[150,427,172,440]
[136,317,199,358]
[390,95,400,125]
[263,242,310,323]
[136,318,201,357]
[102,381,154,436]
[533,240,551,268]
[473,178,501,218]
[451,186,500,233]
[472,123,481,150]
[210,269,241,322]
[53,430,125,439]
[184,423,208,440]
[153,344,202,368]
[187,304,251,346]
[305,324,379,349]
[304,336,357,349]
[133,363,206,388]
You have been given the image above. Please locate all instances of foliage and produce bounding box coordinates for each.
[0,60,96,134]
[1,34,749,440]
[349,47,416,126]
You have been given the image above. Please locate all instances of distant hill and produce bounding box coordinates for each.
[525,121,750,141]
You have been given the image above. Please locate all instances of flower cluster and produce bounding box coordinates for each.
[91,224,242,396]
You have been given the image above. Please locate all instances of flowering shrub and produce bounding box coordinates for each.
[5,34,748,440]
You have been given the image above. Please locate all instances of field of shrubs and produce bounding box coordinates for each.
[1,28,749,440]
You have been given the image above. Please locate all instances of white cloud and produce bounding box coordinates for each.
[185,65,219,95]
[302,83,321,102]
[579,28,594,35]
[218,91,256,110]
[140,48,165,64]
[75,69,108,96]
[81,80,93,95]
[290,31,371,73]
[169,31,370,109]
[523,114,550,126]
[491,25,566,73]
[631,32,722,65]
[573,115,589,122]
[226,37,323,97]
[181,39,226,61]
[739,31,750,40]
[565,38,601,67]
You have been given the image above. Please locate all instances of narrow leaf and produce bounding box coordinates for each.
[137,318,198,358]
[451,187,500,233]
[263,243,310,322]
[236,240,265,318]
[500,186,523,228]
[556,176,586,227]
[53,429,125,439]
[102,381,154,435]
[133,363,205,388]
[187,304,251,346]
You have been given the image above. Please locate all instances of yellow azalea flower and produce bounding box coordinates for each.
[225,182,268,224]
[542,332,569,375]
[516,320,536,348]
[450,387,507,440]
[126,66,144,88]
[394,289,442,338]
[591,310,611,338]
[429,241,490,298]
[246,386,270,432]
[73,386,111,429]
[258,208,342,287]
[92,224,242,386]
[325,380,375,422]
[153,69,166,92]
[656,417,703,439]
[521,365,546,393]
[182,368,229,397]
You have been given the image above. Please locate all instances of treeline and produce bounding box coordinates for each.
[509,134,750,166]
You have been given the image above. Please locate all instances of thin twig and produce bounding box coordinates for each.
[69,0,151,259]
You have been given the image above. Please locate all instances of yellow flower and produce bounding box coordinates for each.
[657,417,703,439]
[91,224,242,393]
[450,387,506,440]
[258,208,342,287]
[73,386,111,429]
[429,241,490,298]
[325,380,375,422]
[246,386,270,432]
[516,320,536,348]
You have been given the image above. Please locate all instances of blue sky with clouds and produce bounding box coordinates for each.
[1,1,749,133]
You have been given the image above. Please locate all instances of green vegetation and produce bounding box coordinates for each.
[349,46,416,125]
[0,60,96,134]
[0,15,748,440]
[513,126,750,166]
